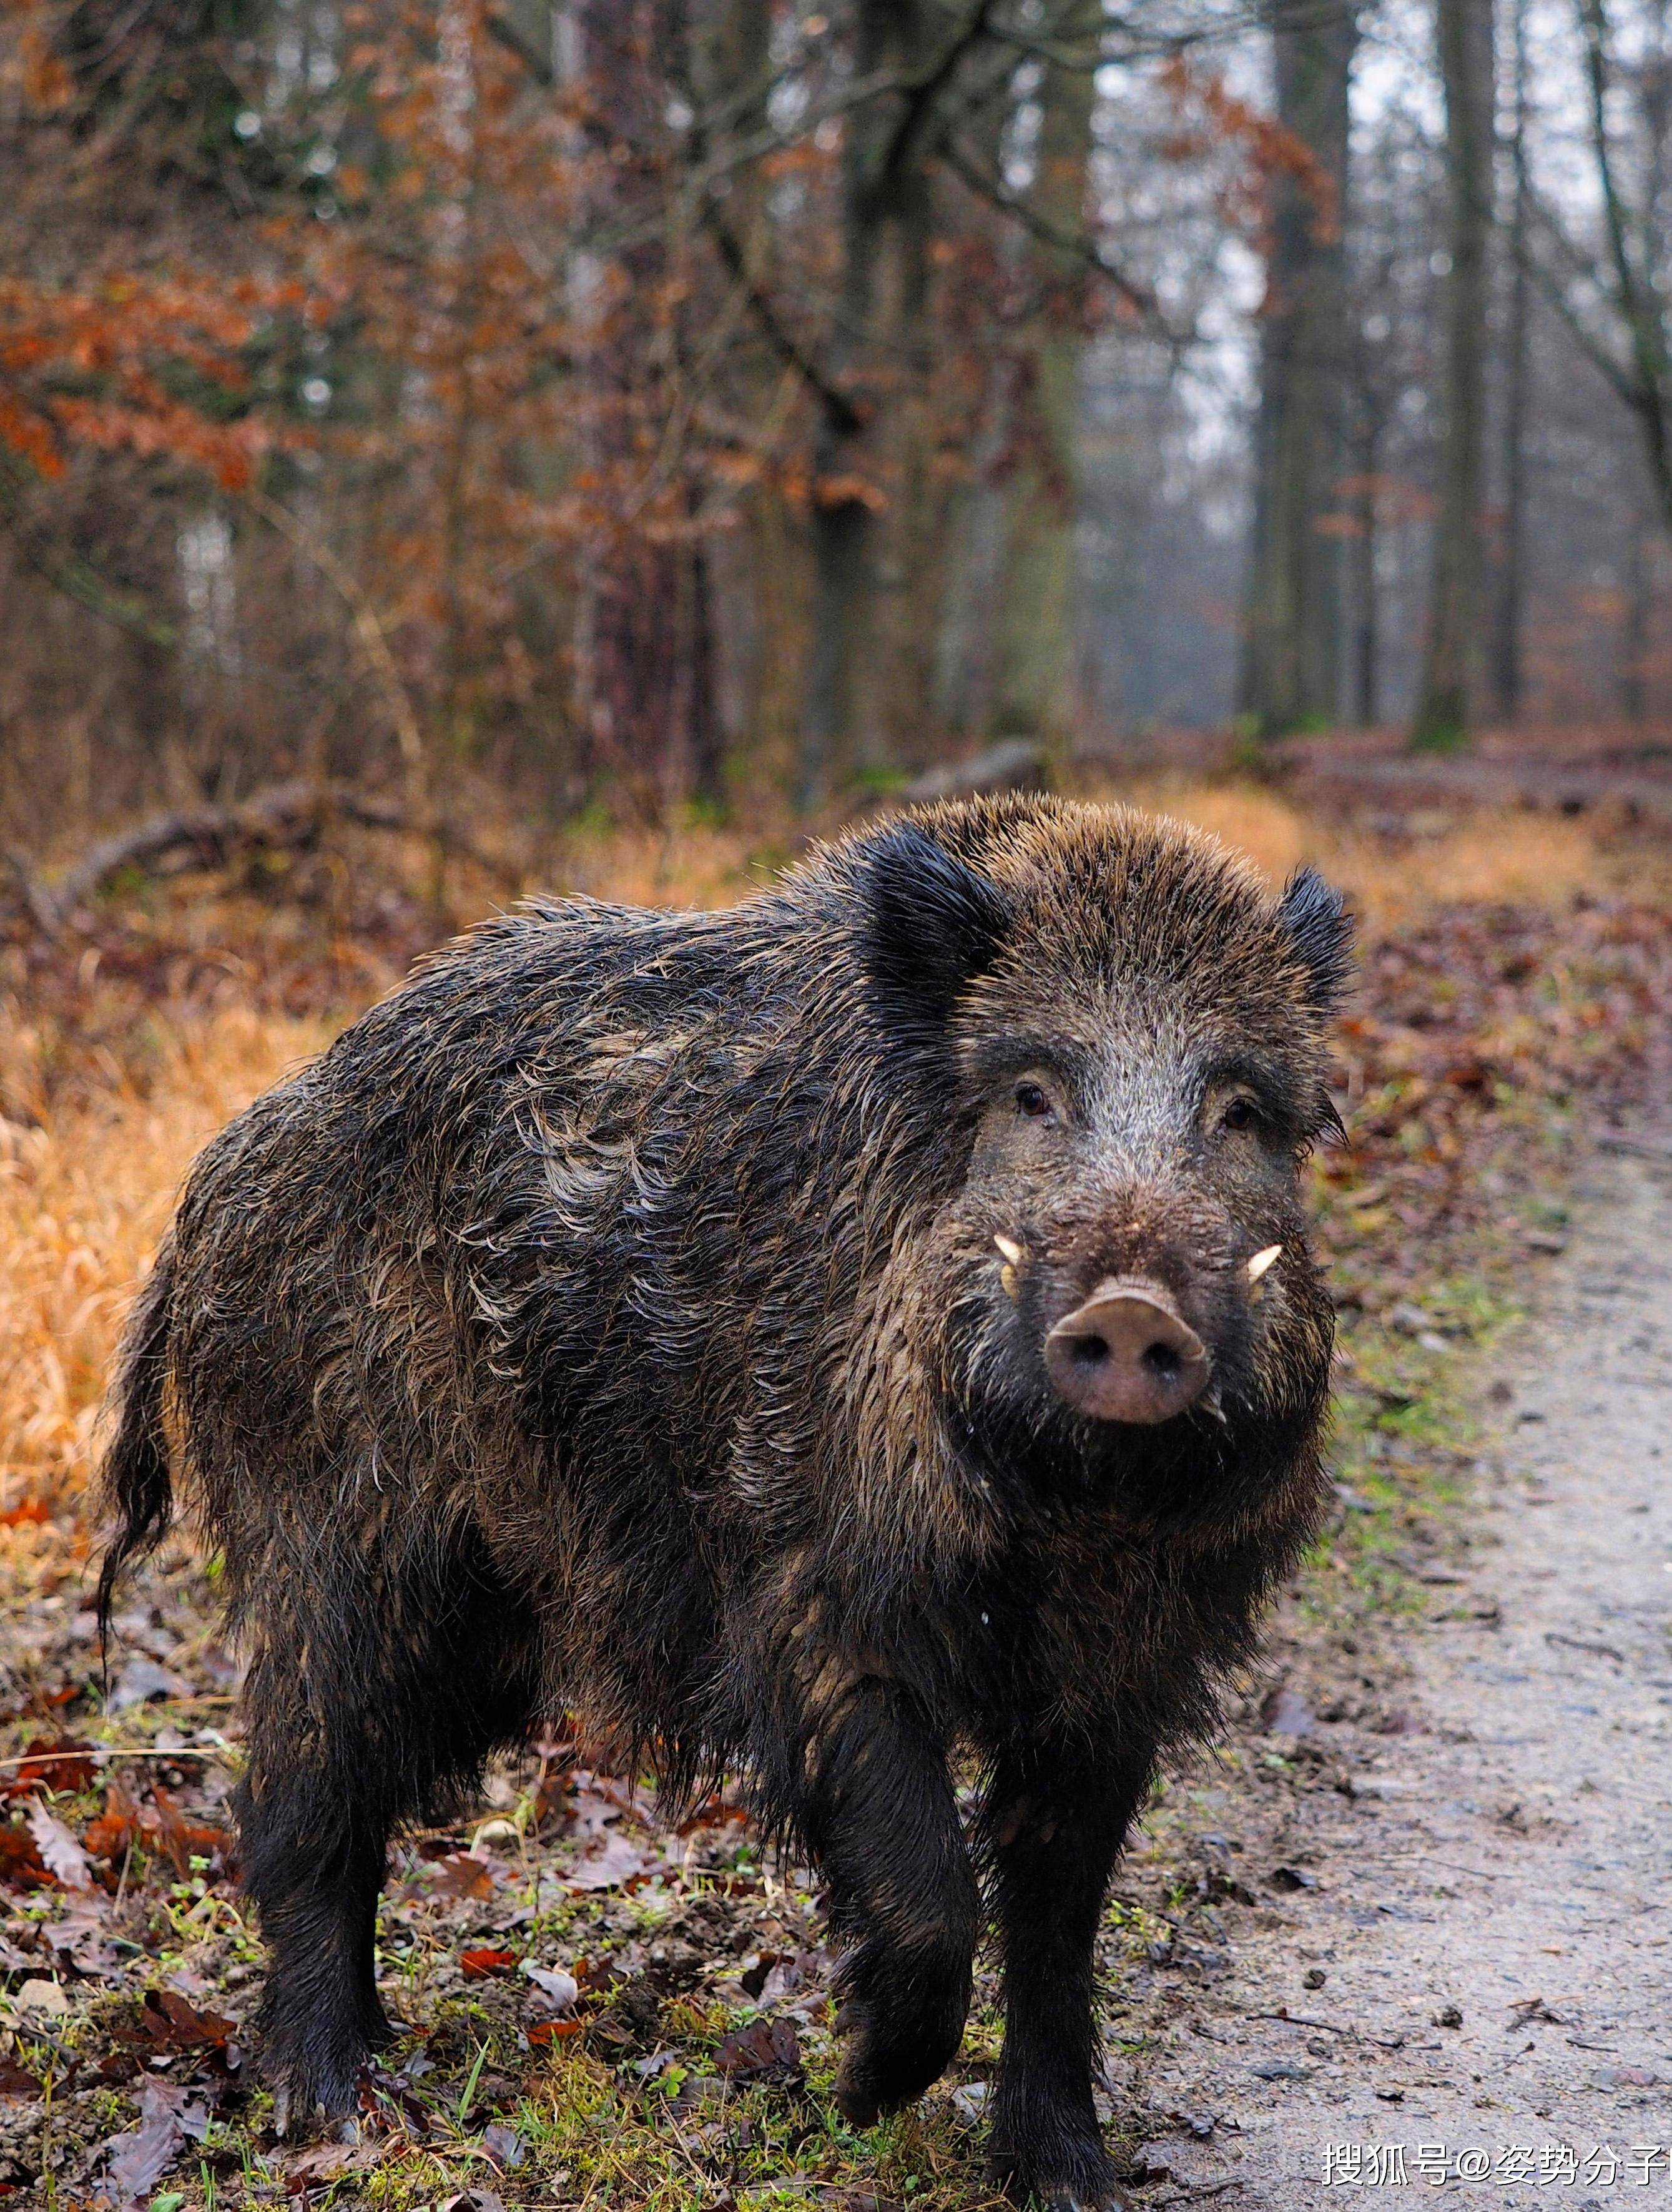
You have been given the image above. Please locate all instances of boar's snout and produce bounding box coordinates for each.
[1044,1278,1210,1425]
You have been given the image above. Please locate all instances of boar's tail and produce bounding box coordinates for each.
[95,1235,179,1641]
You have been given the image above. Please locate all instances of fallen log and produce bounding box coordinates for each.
[6,780,406,937]
[897,739,1046,805]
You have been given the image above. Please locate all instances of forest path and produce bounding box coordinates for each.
[1121,1148,1672,2209]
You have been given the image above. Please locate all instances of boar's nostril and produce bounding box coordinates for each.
[1045,1279,1209,1427]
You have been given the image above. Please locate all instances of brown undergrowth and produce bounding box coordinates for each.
[1,778,1669,2208]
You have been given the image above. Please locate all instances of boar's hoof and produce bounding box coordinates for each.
[991,2136,1131,2212]
[832,1996,965,2126]
[263,2018,388,2135]
[1045,1280,1209,1426]
[995,2168,1133,2212]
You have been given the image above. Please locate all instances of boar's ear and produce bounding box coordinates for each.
[858,820,1013,1041]
[1277,865,1354,1016]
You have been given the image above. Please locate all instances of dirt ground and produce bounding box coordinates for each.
[1107,1143,1672,2208]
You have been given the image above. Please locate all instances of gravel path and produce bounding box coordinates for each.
[1123,1149,1672,2208]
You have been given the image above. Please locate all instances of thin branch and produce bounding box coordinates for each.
[1518,194,1640,410]
[1576,0,1672,508]
[938,134,1180,338]
[243,488,428,807]
[872,0,999,204]
[700,204,863,435]
[484,4,553,86]
[0,452,179,651]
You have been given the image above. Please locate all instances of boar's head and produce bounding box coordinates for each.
[856,800,1351,1493]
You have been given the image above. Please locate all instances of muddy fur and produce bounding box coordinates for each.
[97,795,1350,2208]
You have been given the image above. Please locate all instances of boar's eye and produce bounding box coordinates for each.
[1221,1095,1260,1133]
[1015,1081,1055,1122]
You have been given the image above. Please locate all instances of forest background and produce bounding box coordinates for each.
[5,0,1672,852]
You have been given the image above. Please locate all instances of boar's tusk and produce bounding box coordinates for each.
[1246,1244,1282,1285]
[1000,1264,1021,1302]
[993,1234,1025,1266]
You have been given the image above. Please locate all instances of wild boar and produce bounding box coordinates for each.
[97,796,1350,2209]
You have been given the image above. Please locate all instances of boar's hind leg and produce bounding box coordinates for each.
[982,1743,1153,2212]
[236,1528,537,2127]
[805,1680,979,2126]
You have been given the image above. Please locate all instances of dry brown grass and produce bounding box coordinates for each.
[0,777,1660,1536]
[0,1005,333,1524]
[1096,777,1621,934]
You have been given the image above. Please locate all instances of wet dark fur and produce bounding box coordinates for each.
[97,797,1350,2207]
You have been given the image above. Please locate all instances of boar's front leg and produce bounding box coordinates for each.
[982,1741,1153,2212]
[803,1678,980,2125]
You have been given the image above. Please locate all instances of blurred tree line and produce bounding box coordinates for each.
[3,0,1672,842]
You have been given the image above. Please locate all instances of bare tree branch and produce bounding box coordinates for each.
[0,453,179,652]
[243,488,429,812]
[938,134,1180,339]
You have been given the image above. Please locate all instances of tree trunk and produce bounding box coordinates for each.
[1349,405,1382,727]
[1623,509,1651,720]
[1410,0,1495,750]
[695,0,772,790]
[576,0,720,814]
[991,14,1098,748]
[1238,0,1357,739]
[797,0,933,809]
[1492,0,1529,724]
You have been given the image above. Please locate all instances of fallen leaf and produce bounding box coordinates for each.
[482,2121,524,2168]
[145,1786,235,1877]
[0,1500,51,1529]
[1,1737,97,1799]
[674,1792,751,1836]
[284,2141,383,2182]
[24,1797,92,1888]
[714,2016,802,2083]
[519,1961,579,2010]
[566,1829,654,1891]
[84,1777,142,1862]
[461,1947,516,1978]
[528,2018,585,2045]
[12,1978,70,2017]
[102,2074,208,2204]
[0,2059,41,2097]
[0,1821,48,1889]
[430,1851,496,1900]
[122,1987,238,2055]
[45,1900,122,1977]
[555,1771,653,1836]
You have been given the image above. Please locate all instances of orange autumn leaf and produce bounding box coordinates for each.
[460,1947,516,1977]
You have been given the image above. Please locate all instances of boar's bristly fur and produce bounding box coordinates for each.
[97,796,1351,2210]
